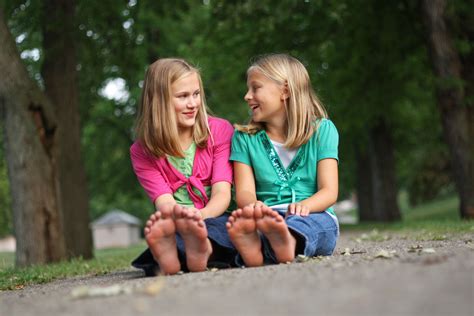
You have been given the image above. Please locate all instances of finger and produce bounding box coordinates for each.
[301,207,310,216]
[288,204,295,215]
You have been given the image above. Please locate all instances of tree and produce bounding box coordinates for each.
[0,8,66,266]
[0,0,92,266]
[421,0,474,219]
[40,0,92,259]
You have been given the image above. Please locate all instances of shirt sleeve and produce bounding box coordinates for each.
[210,119,234,185]
[130,142,173,203]
[230,130,251,166]
[316,119,339,162]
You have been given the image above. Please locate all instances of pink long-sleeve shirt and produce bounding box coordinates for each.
[130,116,234,209]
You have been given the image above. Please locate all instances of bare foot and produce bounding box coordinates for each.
[255,205,296,263]
[144,206,180,275]
[174,205,212,272]
[226,206,263,267]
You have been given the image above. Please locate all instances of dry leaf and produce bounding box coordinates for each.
[295,255,310,262]
[71,284,132,299]
[143,278,165,296]
[373,249,396,259]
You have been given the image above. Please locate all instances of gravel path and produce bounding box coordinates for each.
[1,231,473,316]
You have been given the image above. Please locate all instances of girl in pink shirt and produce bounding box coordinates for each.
[130,58,236,276]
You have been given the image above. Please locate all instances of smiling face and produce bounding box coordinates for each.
[171,72,201,134]
[244,70,287,125]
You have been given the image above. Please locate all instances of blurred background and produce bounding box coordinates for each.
[0,0,472,266]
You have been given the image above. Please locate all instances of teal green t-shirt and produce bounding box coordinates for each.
[230,119,339,216]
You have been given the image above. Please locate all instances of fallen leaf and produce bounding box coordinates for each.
[373,249,396,259]
[71,284,132,299]
[407,245,424,253]
[143,278,165,296]
[295,255,310,262]
[342,248,351,256]
[421,248,436,254]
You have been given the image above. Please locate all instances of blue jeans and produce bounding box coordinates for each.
[132,214,237,276]
[237,211,338,266]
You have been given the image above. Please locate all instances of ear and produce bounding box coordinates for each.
[281,82,290,100]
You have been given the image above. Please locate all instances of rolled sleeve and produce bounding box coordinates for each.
[130,142,173,203]
[210,119,234,185]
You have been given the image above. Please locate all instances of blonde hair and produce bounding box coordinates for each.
[135,58,210,158]
[237,54,327,148]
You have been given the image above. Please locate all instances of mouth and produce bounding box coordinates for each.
[182,111,196,117]
[249,104,260,112]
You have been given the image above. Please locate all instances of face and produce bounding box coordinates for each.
[244,70,286,124]
[171,72,201,133]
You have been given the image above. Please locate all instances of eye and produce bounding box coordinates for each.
[193,91,200,97]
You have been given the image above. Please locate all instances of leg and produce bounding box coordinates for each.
[174,205,212,272]
[286,211,339,257]
[226,206,263,267]
[144,206,181,275]
[255,205,296,263]
[205,214,238,268]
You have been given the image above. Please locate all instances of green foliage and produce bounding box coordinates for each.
[1,0,468,235]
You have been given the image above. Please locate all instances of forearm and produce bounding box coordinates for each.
[236,190,259,208]
[300,187,338,213]
[200,183,231,219]
[153,194,177,212]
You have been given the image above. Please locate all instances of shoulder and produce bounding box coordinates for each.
[130,141,144,154]
[232,129,261,143]
[208,116,233,132]
[314,118,338,134]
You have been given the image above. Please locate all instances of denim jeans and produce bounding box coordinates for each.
[132,214,237,276]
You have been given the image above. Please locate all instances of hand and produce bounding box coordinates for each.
[187,207,203,219]
[287,203,310,217]
[245,200,265,209]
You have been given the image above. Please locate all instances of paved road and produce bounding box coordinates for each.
[1,232,473,316]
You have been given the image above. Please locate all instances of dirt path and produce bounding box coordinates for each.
[1,231,473,316]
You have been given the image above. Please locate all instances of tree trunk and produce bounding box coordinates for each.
[421,0,474,219]
[358,120,401,222]
[41,0,93,259]
[0,10,66,266]
[355,147,374,221]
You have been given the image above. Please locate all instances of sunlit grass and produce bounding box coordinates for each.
[341,194,474,234]
[0,242,146,291]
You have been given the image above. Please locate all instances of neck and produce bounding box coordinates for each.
[265,119,287,143]
[178,127,194,150]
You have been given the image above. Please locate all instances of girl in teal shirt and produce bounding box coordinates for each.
[227,54,339,266]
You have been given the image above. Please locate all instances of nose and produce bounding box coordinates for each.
[244,90,252,102]
[187,95,198,108]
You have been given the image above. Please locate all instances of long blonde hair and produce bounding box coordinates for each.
[135,58,210,158]
[237,54,327,148]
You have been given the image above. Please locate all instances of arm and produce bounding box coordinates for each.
[199,181,231,219]
[233,161,260,208]
[288,158,338,216]
[153,193,177,212]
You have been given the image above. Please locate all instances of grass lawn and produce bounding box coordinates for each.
[341,194,474,234]
[0,242,146,291]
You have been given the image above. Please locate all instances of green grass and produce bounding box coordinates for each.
[341,194,474,235]
[0,242,146,291]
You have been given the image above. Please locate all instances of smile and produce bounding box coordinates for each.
[249,104,260,111]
